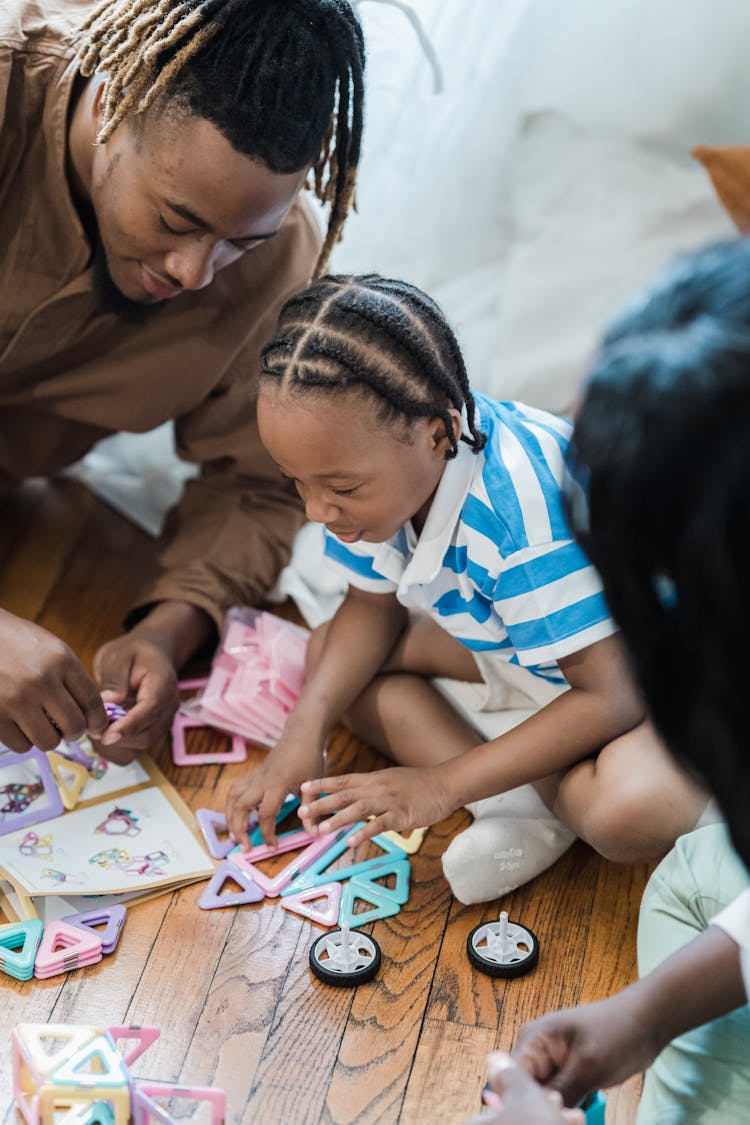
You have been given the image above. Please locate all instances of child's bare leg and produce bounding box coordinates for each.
[306,614,575,903]
[343,672,479,767]
[548,720,712,864]
[306,613,481,767]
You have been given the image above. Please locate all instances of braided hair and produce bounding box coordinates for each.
[77,0,365,275]
[260,274,487,458]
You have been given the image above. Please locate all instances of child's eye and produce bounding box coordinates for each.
[332,486,359,496]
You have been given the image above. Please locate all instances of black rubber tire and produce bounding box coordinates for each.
[309,929,382,987]
[466,918,539,979]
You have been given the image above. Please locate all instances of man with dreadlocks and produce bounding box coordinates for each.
[0,0,364,760]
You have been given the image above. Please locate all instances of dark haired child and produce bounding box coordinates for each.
[485,240,750,1123]
[225,274,711,902]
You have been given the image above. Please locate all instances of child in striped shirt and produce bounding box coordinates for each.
[225,274,711,902]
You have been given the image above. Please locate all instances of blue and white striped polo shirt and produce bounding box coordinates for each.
[324,393,616,684]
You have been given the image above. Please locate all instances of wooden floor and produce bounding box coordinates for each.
[0,479,650,1123]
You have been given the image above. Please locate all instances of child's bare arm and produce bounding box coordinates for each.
[511,925,745,1108]
[299,633,644,844]
[226,587,406,847]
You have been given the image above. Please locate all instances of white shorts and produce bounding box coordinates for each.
[433,651,568,741]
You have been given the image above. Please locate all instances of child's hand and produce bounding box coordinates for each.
[226,737,324,850]
[467,1054,584,1124]
[512,994,658,1108]
[298,764,457,847]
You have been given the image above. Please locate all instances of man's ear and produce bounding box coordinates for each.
[90,76,106,134]
[428,408,462,457]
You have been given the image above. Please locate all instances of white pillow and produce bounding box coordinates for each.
[509,0,750,148]
[479,112,736,415]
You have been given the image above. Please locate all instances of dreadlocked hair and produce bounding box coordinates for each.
[260,274,487,458]
[76,0,365,275]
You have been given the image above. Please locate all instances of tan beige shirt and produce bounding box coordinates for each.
[0,0,320,628]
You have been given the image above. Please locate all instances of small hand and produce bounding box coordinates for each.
[91,632,179,764]
[512,994,657,1107]
[466,1053,584,1124]
[0,609,108,752]
[226,735,325,851]
[298,764,456,847]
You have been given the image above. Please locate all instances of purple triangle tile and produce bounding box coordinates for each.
[198,861,265,909]
[61,904,127,955]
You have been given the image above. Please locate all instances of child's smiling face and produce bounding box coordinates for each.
[258,384,460,543]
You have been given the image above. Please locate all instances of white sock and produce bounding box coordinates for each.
[465,782,552,822]
[442,814,576,905]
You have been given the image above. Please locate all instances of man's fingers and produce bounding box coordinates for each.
[65,663,113,737]
[42,689,88,745]
[0,720,32,754]
[95,740,139,766]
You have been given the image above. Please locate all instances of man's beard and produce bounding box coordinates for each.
[92,242,153,325]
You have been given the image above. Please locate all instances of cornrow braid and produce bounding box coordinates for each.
[76,0,365,275]
[261,274,487,458]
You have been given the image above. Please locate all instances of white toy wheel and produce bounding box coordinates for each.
[309,923,381,987]
[467,910,539,978]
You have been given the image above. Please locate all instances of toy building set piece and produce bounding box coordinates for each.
[197,860,265,910]
[11,1022,225,1125]
[229,827,343,898]
[171,713,247,767]
[46,753,89,811]
[466,910,540,979]
[280,825,409,896]
[580,1090,607,1123]
[280,882,343,927]
[0,748,64,836]
[174,608,309,751]
[0,919,44,981]
[34,920,103,979]
[60,906,127,956]
[380,826,429,854]
[309,922,382,987]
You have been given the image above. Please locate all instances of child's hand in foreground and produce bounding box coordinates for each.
[511,994,658,1109]
[226,735,325,850]
[467,1053,584,1124]
[298,764,456,846]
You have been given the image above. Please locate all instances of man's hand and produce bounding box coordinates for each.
[467,1054,585,1124]
[92,633,179,764]
[298,764,457,847]
[0,609,108,752]
[226,735,326,851]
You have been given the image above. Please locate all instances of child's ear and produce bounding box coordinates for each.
[429,409,462,457]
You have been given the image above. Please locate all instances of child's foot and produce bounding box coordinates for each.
[442,814,576,904]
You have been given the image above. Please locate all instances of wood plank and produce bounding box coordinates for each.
[0,480,95,619]
[319,811,458,1124]
[426,839,601,1031]
[400,1019,496,1125]
[178,904,310,1118]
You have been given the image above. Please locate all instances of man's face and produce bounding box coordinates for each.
[89,106,307,304]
